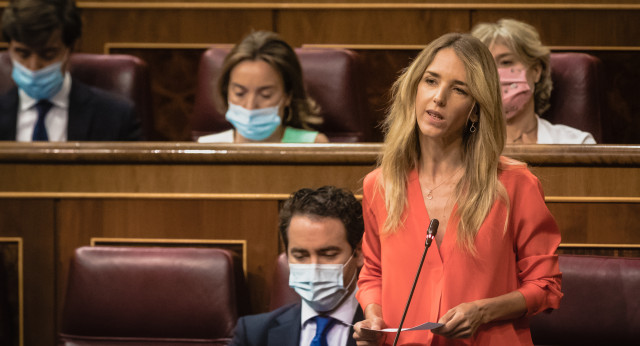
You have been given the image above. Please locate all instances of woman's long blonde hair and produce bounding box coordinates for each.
[379,33,508,252]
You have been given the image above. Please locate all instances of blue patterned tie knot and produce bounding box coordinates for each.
[310,316,336,346]
[32,99,53,141]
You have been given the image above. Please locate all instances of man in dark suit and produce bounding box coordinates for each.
[0,0,141,141]
[231,186,365,346]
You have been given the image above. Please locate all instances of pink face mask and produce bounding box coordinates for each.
[498,67,533,120]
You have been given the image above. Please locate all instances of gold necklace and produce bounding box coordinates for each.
[422,167,463,200]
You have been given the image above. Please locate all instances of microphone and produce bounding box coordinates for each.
[392,219,439,346]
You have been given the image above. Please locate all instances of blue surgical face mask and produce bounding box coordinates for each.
[225,102,282,141]
[288,252,357,312]
[11,59,64,100]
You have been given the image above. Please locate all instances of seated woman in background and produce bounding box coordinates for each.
[198,31,329,143]
[472,19,596,144]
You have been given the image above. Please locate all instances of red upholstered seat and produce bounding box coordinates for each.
[59,246,247,345]
[530,254,640,345]
[191,47,371,142]
[0,52,155,140]
[545,53,604,142]
[269,252,300,311]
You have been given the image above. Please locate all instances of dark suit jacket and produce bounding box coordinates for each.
[230,302,364,346]
[0,79,142,141]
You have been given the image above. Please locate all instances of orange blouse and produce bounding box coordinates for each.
[357,161,562,345]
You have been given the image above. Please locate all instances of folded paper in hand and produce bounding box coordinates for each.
[362,321,443,333]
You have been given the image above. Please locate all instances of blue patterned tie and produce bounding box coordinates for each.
[310,316,335,346]
[32,99,53,141]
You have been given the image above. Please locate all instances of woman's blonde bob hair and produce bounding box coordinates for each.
[217,31,321,129]
[379,33,508,252]
[471,18,552,116]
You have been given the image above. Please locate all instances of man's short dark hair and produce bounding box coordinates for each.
[2,0,82,48]
[279,186,364,251]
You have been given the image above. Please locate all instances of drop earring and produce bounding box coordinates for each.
[470,122,477,133]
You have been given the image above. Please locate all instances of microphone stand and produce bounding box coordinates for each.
[392,219,439,346]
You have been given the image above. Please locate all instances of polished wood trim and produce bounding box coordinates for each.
[0,142,381,164]
[69,2,640,10]
[560,243,640,249]
[0,143,639,165]
[546,197,640,203]
[505,144,640,166]
[304,44,640,52]
[90,237,248,276]
[103,42,226,54]
[548,46,640,51]
[1,192,638,203]
[303,44,427,50]
[0,237,23,346]
[0,192,292,200]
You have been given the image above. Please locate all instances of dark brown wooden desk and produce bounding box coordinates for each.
[1,142,639,346]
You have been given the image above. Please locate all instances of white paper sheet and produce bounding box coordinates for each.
[361,321,443,333]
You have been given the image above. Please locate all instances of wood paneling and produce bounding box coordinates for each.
[0,143,639,345]
[108,47,207,141]
[1,143,639,194]
[278,10,469,46]
[529,166,640,197]
[55,199,279,316]
[0,163,372,194]
[0,200,55,346]
[0,237,22,346]
[557,246,640,257]
[354,49,419,142]
[586,50,640,144]
[78,9,272,54]
[548,203,640,243]
[471,10,640,47]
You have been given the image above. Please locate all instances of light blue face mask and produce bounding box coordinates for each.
[225,103,282,141]
[11,59,64,100]
[288,253,357,312]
